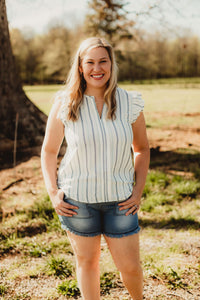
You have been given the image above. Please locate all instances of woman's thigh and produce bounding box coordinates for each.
[67,231,101,262]
[104,233,141,273]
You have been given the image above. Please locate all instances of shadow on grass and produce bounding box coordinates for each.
[140,216,200,230]
[150,147,200,179]
[0,220,47,241]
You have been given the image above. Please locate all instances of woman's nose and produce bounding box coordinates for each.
[93,63,101,72]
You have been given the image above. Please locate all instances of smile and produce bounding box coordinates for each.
[91,74,104,79]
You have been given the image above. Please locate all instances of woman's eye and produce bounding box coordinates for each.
[87,61,93,64]
[100,60,107,63]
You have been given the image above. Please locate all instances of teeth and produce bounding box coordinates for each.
[92,75,103,78]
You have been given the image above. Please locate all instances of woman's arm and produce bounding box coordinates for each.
[41,100,64,195]
[118,112,150,215]
[41,100,78,216]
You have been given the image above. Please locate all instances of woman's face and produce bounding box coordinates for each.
[79,47,112,93]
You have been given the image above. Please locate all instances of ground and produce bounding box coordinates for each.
[0,112,200,300]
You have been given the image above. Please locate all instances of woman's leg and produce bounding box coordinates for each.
[104,233,143,300]
[67,231,101,300]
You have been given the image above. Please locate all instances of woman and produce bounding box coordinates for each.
[41,37,150,300]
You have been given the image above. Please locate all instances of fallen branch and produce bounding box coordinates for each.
[2,178,23,191]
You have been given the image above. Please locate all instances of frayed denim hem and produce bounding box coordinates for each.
[60,224,140,238]
[61,224,101,237]
[104,226,141,238]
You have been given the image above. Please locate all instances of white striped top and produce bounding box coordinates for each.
[57,87,144,203]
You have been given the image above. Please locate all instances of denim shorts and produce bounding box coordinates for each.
[58,196,140,238]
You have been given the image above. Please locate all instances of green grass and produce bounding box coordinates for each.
[141,193,173,213]
[23,81,200,138]
[122,77,200,85]
[27,194,55,220]
[27,194,61,231]
[23,80,200,132]
[0,217,47,241]
[24,241,52,258]
[140,228,199,294]
[173,180,200,198]
[140,169,200,230]
[23,78,200,117]
[23,84,62,115]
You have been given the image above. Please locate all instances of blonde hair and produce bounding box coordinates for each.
[65,37,118,121]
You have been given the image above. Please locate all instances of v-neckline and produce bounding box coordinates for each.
[85,95,105,120]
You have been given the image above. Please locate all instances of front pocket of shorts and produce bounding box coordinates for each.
[64,197,92,219]
[115,203,129,216]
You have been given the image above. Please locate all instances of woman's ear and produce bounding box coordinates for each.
[79,65,83,74]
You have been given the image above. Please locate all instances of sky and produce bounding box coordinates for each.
[6,0,200,38]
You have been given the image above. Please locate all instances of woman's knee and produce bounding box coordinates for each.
[76,253,100,269]
[72,243,101,268]
[67,232,101,269]
[119,261,142,276]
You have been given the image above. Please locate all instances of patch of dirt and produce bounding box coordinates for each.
[0,156,45,212]
[145,112,200,152]
[148,127,200,151]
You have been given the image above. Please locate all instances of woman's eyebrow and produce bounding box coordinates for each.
[85,57,108,61]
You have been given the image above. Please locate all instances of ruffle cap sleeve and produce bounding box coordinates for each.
[128,91,144,124]
[55,90,69,126]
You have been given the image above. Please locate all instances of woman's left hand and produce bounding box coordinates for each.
[118,188,142,216]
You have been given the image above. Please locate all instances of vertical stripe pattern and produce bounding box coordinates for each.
[57,87,144,203]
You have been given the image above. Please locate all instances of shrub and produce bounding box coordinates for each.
[57,279,80,297]
[47,256,73,278]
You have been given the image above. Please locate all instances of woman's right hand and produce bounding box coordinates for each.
[50,189,78,217]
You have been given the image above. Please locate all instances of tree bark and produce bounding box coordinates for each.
[0,0,47,169]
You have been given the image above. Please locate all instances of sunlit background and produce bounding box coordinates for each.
[6,0,200,37]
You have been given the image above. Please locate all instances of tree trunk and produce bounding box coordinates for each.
[0,0,47,169]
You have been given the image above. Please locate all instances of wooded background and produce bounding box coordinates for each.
[9,0,200,84]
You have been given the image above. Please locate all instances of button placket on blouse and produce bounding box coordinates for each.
[87,95,108,201]
[90,95,105,120]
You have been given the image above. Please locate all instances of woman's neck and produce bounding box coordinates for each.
[85,87,105,100]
